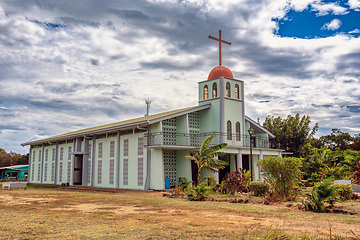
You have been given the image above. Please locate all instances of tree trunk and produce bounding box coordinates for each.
[197,169,201,186]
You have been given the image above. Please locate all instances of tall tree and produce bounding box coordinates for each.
[351,133,360,151]
[185,134,228,186]
[319,129,353,150]
[263,113,318,157]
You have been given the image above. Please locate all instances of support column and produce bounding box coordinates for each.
[83,137,89,186]
[40,144,45,183]
[258,150,264,181]
[91,136,96,186]
[219,76,225,143]
[237,149,243,171]
[116,131,121,188]
[54,142,59,184]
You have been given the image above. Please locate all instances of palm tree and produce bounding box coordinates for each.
[185,134,228,186]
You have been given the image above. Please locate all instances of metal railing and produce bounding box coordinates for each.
[144,132,272,149]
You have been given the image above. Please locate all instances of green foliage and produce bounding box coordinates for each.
[336,184,354,201]
[319,128,353,150]
[243,169,251,189]
[186,183,211,201]
[220,169,247,195]
[179,178,193,192]
[262,113,318,157]
[303,178,340,212]
[249,181,270,197]
[185,134,228,186]
[0,148,29,167]
[258,156,302,198]
[354,162,360,184]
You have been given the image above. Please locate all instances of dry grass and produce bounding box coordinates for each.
[0,188,359,239]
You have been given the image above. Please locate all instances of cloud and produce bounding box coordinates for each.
[322,19,342,31]
[349,29,360,34]
[348,0,360,11]
[311,2,349,16]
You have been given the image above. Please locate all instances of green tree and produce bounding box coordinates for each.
[258,156,303,198]
[351,133,360,151]
[319,129,353,150]
[263,113,318,157]
[185,134,228,186]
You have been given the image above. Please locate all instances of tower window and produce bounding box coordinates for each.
[235,84,239,99]
[236,122,241,141]
[227,120,232,140]
[204,85,208,100]
[226,82,231,97]
[212,83,217,98]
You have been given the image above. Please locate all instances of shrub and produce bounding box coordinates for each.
[336,184,354,201]
[186,183,211,201]
[220,169,247,195]
[249,181,270,197]
[179,178,193,192]
[303,178,339,213]
[257,156,302,198]
[354,162,360,184]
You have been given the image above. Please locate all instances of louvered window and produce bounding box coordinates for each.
[67,162,71,183]
[123,158,128,185]
[138,137,143,155]
[37,164,41,181]
[45,149,48,162]
[98,142,103,158]
[97,160,102,184]
[59,162,63,183]
[138,157,143,186]
[236,122,241,141]
[123,139,129,157]
[68,147,72,160]
[60,148,64,161]
[110,141,115,158]
[51,163,55,182]
[44,163,48,182]
[109,159,114,185]
[31,164,35,181]
[52,149,55,161]
[227,120,232,140]
[38,150,42,162]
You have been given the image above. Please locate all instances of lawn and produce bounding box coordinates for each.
[0,186,359,239]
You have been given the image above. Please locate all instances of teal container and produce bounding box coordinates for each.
[165,178,170,189]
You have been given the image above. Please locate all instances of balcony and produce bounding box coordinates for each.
[144,132,272,149]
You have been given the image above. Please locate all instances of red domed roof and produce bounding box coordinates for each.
[207,66,233,80]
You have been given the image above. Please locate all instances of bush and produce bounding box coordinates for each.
[179,178,193,192]
[258,156,302,199]
[303,178,339,213]
[220,169,247,195]
[354,162,360,184]
[249,181,270,197]
[336,184,354,201]
[186,183,211,201]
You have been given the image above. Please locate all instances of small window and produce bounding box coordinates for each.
[98,142,103,159]
[212,83,217,98]
[204,85,208,100]
[235,84,239,99]
[226,82,231,97]
[227,120,232,140]
[236,122,241,141]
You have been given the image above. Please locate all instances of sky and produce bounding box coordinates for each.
[1,0,360,154]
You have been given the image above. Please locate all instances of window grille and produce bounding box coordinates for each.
[123,139,129,157]
[31,164,35,181]
[44,163,48,182]
[59,162,63,183]
[89,144,92,159]
[45,149,48,162]
[32,151,36,164]
[98,142,103,159]
[138,137,143,155]
[226,82,231,97]
[110,141,115,158]
[67,162,71,183]
[138,157,143,186]
[123,158,128,185]
[188,111,200,129]
[162,118,176,126]
[190,130,200,146]
[227,120,232,140]
[212,82,217,98]
[68,147,72,160]
[87,160,91,184]
[97,160,102,184]
[60,148,64,161]
[163,127,176,145]
[52,149,55,161]
[51,163,55,182]
[37,163,41,181]
[109,159,114,185]
[38,150,42,162]
[164,151,177,187]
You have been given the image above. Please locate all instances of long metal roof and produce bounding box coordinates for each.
[21,104,211,146]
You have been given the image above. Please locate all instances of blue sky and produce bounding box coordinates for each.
[0,0,360,153]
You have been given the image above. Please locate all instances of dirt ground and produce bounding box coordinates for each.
[0,188,359,239]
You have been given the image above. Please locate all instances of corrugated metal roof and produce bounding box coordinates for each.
[22,104,211,146]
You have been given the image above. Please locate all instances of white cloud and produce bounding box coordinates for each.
[349,29,360,33]
[348,0,360,11]
[321,19,342,31]
[311,2,349,16]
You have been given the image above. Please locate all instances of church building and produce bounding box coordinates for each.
[22,31,283,190]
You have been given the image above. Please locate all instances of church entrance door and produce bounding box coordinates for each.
[74,155,83,185]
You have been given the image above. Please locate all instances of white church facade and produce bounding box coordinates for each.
[22,65,283,190]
